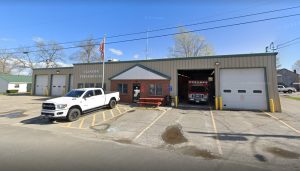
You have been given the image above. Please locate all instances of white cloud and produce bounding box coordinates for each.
[109,48,123,56]
[133,54,139,59]
[32,36,44,42]
[0,38,15,42]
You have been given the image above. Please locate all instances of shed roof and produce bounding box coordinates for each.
[0,74,32,83]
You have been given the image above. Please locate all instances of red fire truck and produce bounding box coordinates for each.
[188,80,209,103]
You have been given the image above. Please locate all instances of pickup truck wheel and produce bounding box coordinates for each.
[109,99,116,109]
[67,108,81,122]
[288,90,292,94]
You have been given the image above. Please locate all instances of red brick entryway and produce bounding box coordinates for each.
[111,80,170,103]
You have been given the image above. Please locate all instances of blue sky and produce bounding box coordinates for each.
[0,0,299,70]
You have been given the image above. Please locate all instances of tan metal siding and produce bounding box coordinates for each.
[32,54,281,112]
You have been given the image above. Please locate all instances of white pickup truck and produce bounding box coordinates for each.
[41,88,120,121]
[277,85,297,94]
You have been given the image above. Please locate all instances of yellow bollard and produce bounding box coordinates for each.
[219,97,223,110]
[269,99,275,113]
[175,96,178,108]
[62,87,66,95]
[215,96,219,110]
[44,88,49,96]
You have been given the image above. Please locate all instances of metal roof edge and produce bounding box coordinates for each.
[73,52,278,66]
[32,67,74,70]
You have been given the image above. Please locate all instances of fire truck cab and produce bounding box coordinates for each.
[188,80,209,103]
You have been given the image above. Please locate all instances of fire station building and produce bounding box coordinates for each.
[32,52,281,112]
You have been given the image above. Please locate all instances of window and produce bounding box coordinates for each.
[253,90,262,94]
[96,83,101,88]
[190,86,207,93]
[95,89,102,95]
[223,89,231,93]
[78,83,84,88]
[238,90,246,93]
[85,83,94,88]
[149,84,163,96]
[117,84,128,94]
[84,90,94,98]
[14,84,19,88]
[65,90,85,98]
[95,83,106,90]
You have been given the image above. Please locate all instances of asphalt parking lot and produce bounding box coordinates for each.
[0,94,300,171]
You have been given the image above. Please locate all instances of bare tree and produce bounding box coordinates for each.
[35,40,65,68]
[293,60,300,73]
[169,27,214,58]
[11,47,38,75]
[15,47,36,70]
[276,56,281,69]
[71,37,99,63]
[0,50,20,74]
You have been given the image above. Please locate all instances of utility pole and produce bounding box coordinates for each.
[145,29,149,60]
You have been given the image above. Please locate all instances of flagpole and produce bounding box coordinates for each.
[102,36,106,89]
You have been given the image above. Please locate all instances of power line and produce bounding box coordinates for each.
[277,41,300,50]
[2,5,300,52]
[277,37,300,47]
[1,13,300,55]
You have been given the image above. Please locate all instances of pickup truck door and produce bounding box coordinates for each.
[94,89,106,107]
[81,90,96,111]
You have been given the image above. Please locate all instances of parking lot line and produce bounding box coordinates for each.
[65,122,72,128]
[263,111,300,134]
[116,106,122,114]
[79,118,85,129]
[110,110,115,117]
[60,106,130,130]
[102,112,106,121]
[133,109,167,141]
[210,108,223,155]
[92,114,96,127]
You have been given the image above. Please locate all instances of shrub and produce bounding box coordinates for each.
[6,90,19,93]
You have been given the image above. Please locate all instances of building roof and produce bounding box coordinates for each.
[109,64,171,80]
[31,52,278,70]
[277,68,299,75]
[0,74,32,83]
[74,52,278,66]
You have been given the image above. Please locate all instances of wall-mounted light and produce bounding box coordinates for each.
[215,62,220,66]
[56,70,60,74]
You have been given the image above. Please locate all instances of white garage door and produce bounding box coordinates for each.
[35,75,48,96]
[220,68,268,110]
[51,75,66,96]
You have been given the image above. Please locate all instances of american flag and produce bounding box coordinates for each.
[99,38,105,62]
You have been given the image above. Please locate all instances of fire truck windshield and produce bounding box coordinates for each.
[190,86,207,93]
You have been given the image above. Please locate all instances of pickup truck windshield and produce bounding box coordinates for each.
[65,90,85,98]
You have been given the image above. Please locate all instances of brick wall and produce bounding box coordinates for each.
[111,80,170,103]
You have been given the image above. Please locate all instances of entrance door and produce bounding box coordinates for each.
[132,83,141,102]
[220,68,268,110]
